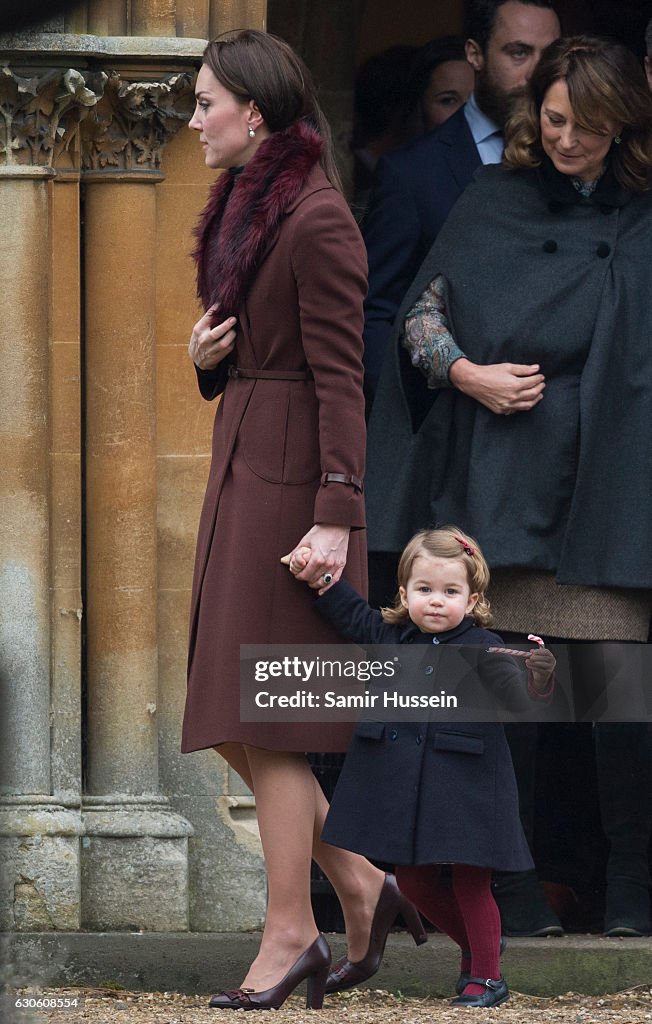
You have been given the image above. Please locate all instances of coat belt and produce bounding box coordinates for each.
[228,365,313,381]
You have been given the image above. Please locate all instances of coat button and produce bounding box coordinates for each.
[425,665,434,675]
[542,239,557,253]
[596,242,611,258]
[416,734,423,745]
[431,637,440,645]
[390,729,398,741]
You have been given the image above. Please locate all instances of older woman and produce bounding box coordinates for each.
[366,35,652,934]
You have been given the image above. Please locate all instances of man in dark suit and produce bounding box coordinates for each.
[363,0,560,400]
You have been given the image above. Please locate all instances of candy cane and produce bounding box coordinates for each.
[486,647,530,658]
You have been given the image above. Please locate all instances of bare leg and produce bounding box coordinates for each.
[310,774,385,961]
[212,746,386,975]
[214,742,254,790]
[240,747,320,991]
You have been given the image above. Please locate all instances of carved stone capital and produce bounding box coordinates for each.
[80,71,195,174]
[0,64,105,168]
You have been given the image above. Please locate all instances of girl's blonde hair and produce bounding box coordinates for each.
[382,526,492,628]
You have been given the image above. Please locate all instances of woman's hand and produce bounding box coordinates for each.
[188,308,237,370]
[282,525,350,594]
[449,358,546,415]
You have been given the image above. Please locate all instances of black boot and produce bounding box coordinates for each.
[492,870,564,937]
[596,722,652,936]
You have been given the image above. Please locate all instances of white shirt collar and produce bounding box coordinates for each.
[464,92,501,146]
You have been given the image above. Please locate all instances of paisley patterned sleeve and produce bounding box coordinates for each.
[402,274,466,388]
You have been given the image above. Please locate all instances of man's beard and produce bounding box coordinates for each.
[475,69,524,129]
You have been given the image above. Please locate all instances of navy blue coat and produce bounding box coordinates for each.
[363,108,480,394]
[317,581,535,870]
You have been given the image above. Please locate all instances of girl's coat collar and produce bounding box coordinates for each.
[402,616,478,644]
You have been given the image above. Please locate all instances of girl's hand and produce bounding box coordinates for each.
[188,307,237,370]
[283,525,350,594]
[449,358,546,415]
[526,646,556,692]
[281,547,312,575]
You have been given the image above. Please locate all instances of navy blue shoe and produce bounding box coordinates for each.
[455,937,507,995]
[451,976,509,1008]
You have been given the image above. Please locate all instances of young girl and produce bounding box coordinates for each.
[285,526,555,1007]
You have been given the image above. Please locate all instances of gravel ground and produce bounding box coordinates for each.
[6,985,652,1024]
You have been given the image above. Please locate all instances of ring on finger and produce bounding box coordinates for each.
[322,573,333,585]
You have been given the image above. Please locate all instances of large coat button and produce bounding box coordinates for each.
[596,242,611,258]
[425,665,434,675]
[542,239,557,253]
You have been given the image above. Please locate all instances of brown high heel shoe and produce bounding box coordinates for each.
[209,934,331,1010]
[325,873,427,994]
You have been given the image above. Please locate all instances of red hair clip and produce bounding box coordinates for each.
[454,536,475,556]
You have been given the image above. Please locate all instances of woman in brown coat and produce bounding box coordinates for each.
[182,30,422,1011]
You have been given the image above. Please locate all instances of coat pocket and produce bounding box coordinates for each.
[240,385,289,483]
[282,384,320,484]
[433,731,485,756]
[354,720,386,741]
[240,382,321,485]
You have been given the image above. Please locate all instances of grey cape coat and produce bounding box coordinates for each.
[365,160,652,590]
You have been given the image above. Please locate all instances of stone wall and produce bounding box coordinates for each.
[0,0,267,936]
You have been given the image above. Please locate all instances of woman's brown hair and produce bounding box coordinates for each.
[504,35,652,191]
[202,29,342,191]
[382,526,493,628]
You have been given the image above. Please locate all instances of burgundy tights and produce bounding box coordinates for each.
[395,863,501,997]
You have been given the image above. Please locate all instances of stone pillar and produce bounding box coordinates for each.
[0,66,102,932]
[87,2,128,36]
[210,0,267,37]
[177,0,210,38]
[132,0,177,37]
[79,72,194,931]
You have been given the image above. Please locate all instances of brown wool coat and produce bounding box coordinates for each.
[182,163,368,753]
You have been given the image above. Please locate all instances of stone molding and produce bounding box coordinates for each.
[0,33,206,61]
[0,64,104,168]
[81,796,194,839]
[80,69,194,173]
[0,64,194,174]
[0,804,82,931]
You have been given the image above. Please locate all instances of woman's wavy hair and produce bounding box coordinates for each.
[202,29,342,191]
[382,526,493,628]
[504,35,652,191]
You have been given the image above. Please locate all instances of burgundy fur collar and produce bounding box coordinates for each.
[194,119,323,320]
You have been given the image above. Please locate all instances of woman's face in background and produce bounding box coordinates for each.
[540,78,621,183]
[420,59,474,132]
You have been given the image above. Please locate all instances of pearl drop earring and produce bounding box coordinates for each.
[248,125,256,139]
